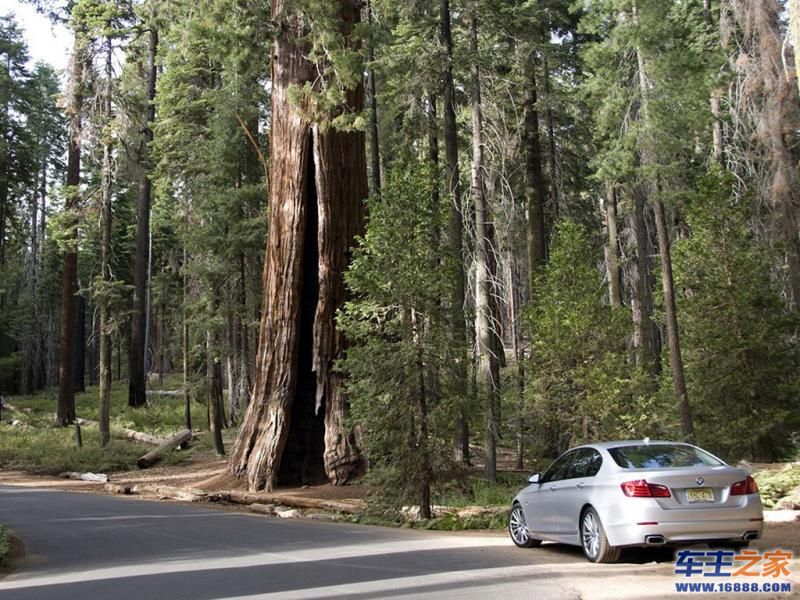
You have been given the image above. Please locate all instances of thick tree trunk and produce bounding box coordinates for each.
[0,165,6,269]
[73,292,86,393]
[604,181,622,308]
[543,54,559,224]
[366,0,381,198]
[228,0,367,492]
[523,48,547,286]
[789,0,800,96]
[412,309,433,519]
[628,188,657,370]
[56,34,86,427]
[653,196,694,440]
[207,331,225,456]
[99,38,113,447]
[703,0,724,164]
[0,61,7,270]
[440,0,470,466]
[182,244,191,431]
[508,259,525,471]
[129,28,158,408]
[468,6,500,483]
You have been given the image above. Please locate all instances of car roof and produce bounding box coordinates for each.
[573,440,693,451]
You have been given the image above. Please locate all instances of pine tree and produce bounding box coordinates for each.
[672,170,800,461]
[340,160,455,518]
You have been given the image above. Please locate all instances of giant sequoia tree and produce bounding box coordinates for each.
[228,0,367,492]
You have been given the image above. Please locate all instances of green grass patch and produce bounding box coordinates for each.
[434,470,534,508]
[0,378,198,474]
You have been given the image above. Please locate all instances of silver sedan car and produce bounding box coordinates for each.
[508,440,764,563]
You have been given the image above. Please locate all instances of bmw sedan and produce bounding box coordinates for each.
[508,440,764,563]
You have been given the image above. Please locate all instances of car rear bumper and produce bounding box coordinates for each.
[602,495,764,547]
[607,519,763,547]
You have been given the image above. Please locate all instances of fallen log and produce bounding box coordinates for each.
[104,483,132,495]
[132,483,206,502]
[60,471,109,483]
[249,503,276,515]
[76,417,167,446]
[226,489,363,514]
[146,390,183,398]
[0,399,25,414]
[137,429,192,469]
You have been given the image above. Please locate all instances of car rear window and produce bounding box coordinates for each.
[608,444,723,469]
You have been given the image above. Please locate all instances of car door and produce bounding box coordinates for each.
[524,450,578,536]
[556,448,603,537]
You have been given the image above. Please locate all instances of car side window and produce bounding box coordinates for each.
[585,449,603,476]
[542,451,576,483]
[567,448,603,479]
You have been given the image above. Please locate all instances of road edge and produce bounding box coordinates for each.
[0,529,26,580]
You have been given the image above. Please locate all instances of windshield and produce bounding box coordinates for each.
[608,444,723,469]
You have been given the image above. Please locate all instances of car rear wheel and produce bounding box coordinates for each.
[580,507,620,563]
[509,505,541,548]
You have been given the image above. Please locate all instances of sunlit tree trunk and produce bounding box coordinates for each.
[228,0,367,492]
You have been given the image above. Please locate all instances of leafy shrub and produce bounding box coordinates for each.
[754,465,800,509]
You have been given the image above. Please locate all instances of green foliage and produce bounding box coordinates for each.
[340,159,458,510]
[526,219,669,453]
[434,471,529,508]
[152,0,267,356]
[754,465,800,509]
[283,0,366,131]
[422,510,506,531]
[0,525,8,567]
[671,170,800,461]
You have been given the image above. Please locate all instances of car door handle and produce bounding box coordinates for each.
[576,483,585,489]
[549,486,557,492]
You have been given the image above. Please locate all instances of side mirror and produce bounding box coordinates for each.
[528,473,541,484]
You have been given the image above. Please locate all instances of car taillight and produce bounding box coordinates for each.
[620,479,671,498]
[730,475,758,495]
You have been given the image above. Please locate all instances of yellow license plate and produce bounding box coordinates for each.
[687,487,714,503]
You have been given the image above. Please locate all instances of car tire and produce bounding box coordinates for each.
[580,507,620,563]
[509,504,542,548]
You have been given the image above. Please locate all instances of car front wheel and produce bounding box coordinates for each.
[509,504,542,548]
[580,507,620,563]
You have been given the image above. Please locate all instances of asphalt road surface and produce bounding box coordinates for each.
[0,484,713,600]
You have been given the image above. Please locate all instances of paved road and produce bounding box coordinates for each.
[0,485,586,600]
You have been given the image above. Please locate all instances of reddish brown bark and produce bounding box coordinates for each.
[56,35,85,427]
[228,0,367,492]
